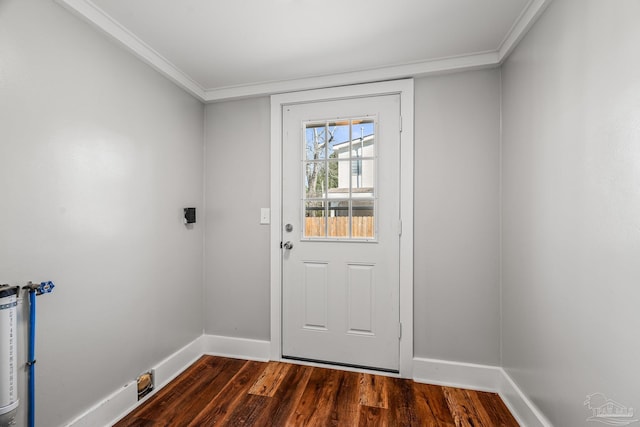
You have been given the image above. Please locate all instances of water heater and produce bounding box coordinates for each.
[0,285,19,426]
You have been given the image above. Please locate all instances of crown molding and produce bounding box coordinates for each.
[204,51,499,102]
[55,0,207,102]
[497,0,554,61]
[56,0,550,103]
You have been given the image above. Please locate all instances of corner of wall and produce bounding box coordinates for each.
[498,65,504,368]
[412,357,552,427]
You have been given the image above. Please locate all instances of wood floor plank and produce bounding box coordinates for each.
[475,390,520,427]
[115,356,246,426]
[287,366,342,426]
[444,386,491,427]
[412,382,457,426]
[248,361,291,397]
[220,393,270,426]
[358,372,389,408]
[464,390,499,427]
[224,364,315,427]
[326,370,360,426]
[113,416,157,427]
[171,357,253,424]
[387,377,419,426]
[357,405,390,427]
[185,360,265,426]
[116,356,520,427]
[117,356,209,423]
[251,363,313,427]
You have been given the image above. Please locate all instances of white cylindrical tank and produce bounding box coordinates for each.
[0,286,19,426]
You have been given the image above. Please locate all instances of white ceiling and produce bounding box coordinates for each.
[56,0,552,102]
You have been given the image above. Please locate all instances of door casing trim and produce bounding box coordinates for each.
[270,79,414,377]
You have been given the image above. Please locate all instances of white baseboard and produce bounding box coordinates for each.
[413,357,503,392]
[64,380,138,427]
[412,357,551,427]
[201,334,271,361]
[498,368,553,427]
[64,337,550,427]
[65,336,204,427]
[63,334,268,427]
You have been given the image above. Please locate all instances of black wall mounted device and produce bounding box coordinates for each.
[184,207,196,224]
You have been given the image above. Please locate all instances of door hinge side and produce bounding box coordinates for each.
[399,115,403,133]
[398,322,402,339]
[280,241,283,249]
[398,220,402,236]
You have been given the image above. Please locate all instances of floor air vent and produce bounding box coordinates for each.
[137,370,154,400]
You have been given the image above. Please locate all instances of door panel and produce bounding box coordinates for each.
[347,263,375,334]
[281,94,400,372]
[303,262,328,329]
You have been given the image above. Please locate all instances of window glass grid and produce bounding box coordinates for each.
[302,117,376,240]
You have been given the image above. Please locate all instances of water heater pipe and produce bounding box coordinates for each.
[27,290,36,427]
[24,281,54,427]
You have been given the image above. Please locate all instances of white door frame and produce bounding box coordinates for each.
[270,79,414,377]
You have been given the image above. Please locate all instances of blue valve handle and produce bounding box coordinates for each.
[24,280,55,295]
[37,281,54,295]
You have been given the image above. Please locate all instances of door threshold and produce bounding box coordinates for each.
[282,355,399,375]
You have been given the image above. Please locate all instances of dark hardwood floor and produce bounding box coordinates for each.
[115,356,519,426]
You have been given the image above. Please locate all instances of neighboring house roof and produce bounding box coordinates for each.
[332,134,374,152]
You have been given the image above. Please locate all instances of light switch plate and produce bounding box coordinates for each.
[260,208,270,225]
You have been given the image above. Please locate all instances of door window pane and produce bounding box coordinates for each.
[305,201,326,237]
[327,121,350,159]
[305,162,327,199]
[328,200,350,238]
[351,119,375,159]
[352,200,375,238]
[303,117,377,240]
[305,124,328,161]
[326,160,343,195]
[353,159,375,192]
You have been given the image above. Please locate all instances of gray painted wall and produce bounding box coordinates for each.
[414,70,501,365]
[203,71,502,365]
[204,98,271,339]
[0,0,204,425]
[501,0,640,425]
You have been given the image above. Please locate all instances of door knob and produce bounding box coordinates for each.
[283,241,293,250]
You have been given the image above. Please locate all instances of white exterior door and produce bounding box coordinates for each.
[281,94,401,372]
